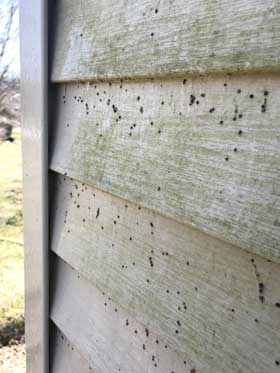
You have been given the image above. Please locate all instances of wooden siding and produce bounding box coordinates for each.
[50,252,280,373]
[50,75,280,262]
[49,174,280,373]
[51,325,95,373]
[48,0,280,371]
[51,0,280,81]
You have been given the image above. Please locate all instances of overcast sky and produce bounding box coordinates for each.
[0,0,20,77]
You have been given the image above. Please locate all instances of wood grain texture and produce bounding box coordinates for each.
[50,75,280,262]
[51,255,200,373]
[51,0,280,81]
[50,173,280,373]
[51,325,95,373]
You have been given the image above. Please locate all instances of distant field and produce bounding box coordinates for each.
[0,128,24,347]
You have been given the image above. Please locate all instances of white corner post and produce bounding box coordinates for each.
[19,0,48,372]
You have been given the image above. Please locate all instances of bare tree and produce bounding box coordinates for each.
[0,1,18,111]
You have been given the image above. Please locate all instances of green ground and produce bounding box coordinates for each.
[0,129,24,346]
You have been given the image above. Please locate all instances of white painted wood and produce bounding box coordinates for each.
[20,0,49,371]
[50,174,280,373]
[50,74,280,262]
[51,325,96,373]
[51,255,200,373]
[51,0,280,81]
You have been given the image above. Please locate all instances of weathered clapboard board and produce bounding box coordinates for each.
[51,0,280,81]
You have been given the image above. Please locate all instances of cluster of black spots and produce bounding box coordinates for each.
[190,369,196,373]
[250,258,265,303]
[162,251,169,256]
[112,104,118,113]
[129,123,137,136]
[74,95,83,103]
[232,104,239,121]
[189,94,196,106]
[209,107,215,113]
[261,98,267,113]
[148,256,154,267]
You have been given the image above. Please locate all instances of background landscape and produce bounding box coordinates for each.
[0,0,24,371]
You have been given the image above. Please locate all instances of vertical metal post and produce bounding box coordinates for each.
[19,1,48,372]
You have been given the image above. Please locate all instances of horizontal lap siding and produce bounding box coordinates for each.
[49,174,280,373]
[51,325,95,373]
[51,255,198,373]
[51,0,280,81]
[50,75,280,262]
[49,0,280,371]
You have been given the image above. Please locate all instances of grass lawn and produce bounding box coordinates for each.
[0,128,24,347]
